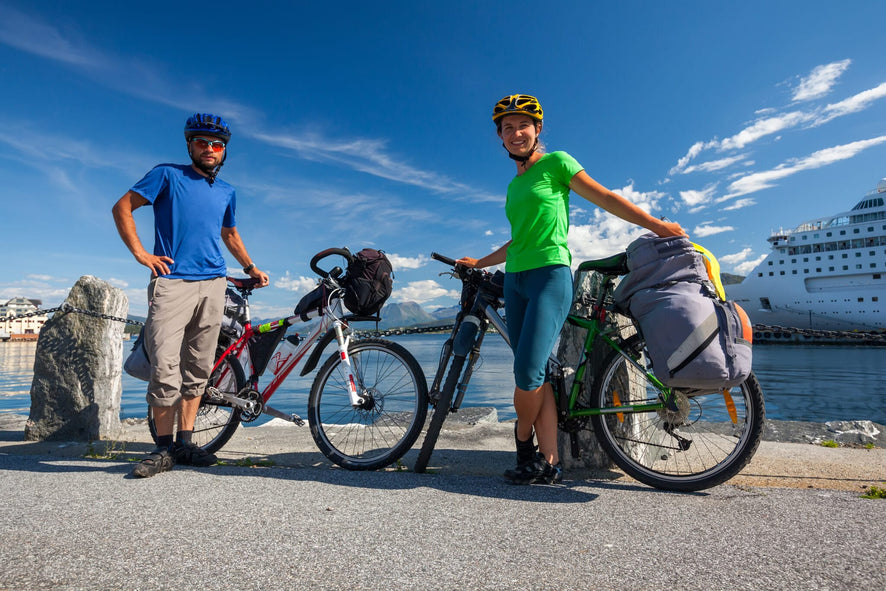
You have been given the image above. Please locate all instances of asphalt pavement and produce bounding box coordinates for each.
[1,412,884,590]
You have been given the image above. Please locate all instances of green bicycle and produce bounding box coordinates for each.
[415,252,765,492]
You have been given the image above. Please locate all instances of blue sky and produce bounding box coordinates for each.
[2,1,885,319]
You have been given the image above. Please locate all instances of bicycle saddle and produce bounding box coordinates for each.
[576,253,628,275]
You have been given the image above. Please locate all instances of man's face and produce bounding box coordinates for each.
[188,135,226,173]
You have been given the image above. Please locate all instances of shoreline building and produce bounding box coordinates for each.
[0,298,47,341]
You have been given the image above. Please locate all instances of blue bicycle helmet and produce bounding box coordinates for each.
[184,113,231,143]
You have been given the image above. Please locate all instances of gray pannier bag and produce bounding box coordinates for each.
[123,328,152,382]
[612,233,753,390]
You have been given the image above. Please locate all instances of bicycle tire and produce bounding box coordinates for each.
[590,335,765,492]
[147,353,244,454]
[413,354,466,473]
[308,338,428,470]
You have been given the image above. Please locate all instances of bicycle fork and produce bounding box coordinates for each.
[332,321,367,408]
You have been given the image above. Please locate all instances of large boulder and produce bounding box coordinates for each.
[556,271,636,470]
[25,276,128,441]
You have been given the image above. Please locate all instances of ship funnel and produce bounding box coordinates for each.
[878,178,886,193]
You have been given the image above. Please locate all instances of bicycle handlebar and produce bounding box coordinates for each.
[430,252,457,266]
[310,247,353,278]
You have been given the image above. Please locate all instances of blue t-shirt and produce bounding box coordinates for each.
[131,164,236,280]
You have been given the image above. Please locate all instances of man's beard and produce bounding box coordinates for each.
[191,154,217,175]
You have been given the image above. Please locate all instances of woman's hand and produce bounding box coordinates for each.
[456,257,480,268]
[656,220,687,238]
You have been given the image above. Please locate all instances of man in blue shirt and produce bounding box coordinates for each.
[112,113,269,478]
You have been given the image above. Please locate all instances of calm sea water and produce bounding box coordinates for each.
[1,334,884,424]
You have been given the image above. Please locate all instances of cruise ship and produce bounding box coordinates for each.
[726,178,886,331]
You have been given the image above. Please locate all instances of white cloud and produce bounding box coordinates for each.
[792,59,851,102]
[386,253,427,270]
[253,130,501,202]
[693,224,734,237]
[719,248,754,266]
[816,81,886,126]
[274,273,318,295]
[718,110,812,152]
[721,198,756,211]
[393,280,459,304]
[721,135,886,200]
[668,61,886,175]
[733,254,767,275]
[679,185,717,208]
[680,154,748,174]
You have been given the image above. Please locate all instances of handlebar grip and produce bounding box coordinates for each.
[310,247,353,278]
[431,252,458,266]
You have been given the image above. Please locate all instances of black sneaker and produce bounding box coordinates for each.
[173,442,217,467]
[131,447,175,478]
[504,454,563,485]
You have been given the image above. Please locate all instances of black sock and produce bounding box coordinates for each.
[157,434,174,450]
[176,430,193,446]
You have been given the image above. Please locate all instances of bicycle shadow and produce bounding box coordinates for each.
[222,446,686,501]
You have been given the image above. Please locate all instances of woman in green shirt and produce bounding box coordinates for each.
[458,94,685,484]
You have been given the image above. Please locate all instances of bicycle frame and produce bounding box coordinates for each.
[210,293,364,420]
[434,260,672,421]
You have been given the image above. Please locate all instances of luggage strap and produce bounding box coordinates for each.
[666,311,719,377]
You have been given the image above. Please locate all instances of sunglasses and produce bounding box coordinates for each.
[189,137,226,152]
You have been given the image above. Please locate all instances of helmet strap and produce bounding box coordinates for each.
[503,138,538,168]
[189,143,226,185]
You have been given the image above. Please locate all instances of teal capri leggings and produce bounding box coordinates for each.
[504,264,573,390]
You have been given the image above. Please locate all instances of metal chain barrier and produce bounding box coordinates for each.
[0,303,144,327]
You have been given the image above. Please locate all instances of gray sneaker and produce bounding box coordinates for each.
[131,447,175,478]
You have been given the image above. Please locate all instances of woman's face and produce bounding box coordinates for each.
[498,114,540,157]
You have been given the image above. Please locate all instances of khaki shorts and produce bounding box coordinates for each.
[144,276,226,407]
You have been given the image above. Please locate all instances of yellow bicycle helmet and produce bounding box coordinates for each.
[492,94,544,123]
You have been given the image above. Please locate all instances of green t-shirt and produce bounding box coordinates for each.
[505,151,584,272]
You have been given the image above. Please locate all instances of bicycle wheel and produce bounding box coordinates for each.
[308,338,428,470]
[413,354,465,473]
[147,353,244,454]
[590,335,764,492]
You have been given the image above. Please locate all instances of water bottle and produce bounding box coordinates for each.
[268,334,301,379]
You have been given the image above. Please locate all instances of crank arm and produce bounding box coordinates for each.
[263,404,304,426]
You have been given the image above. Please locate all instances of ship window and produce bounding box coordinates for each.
[856,252,862,257]
[856,264,863,269]
[874,296,880,302]
[842,266,848,270]
[816,268,821,272]
[792,270,798,275]
[802,235,808,240]
[871,251,877,256]
[840,230,846,235]
[875,274,882,279]
[829,267,835,271]
[828,255,834,260]
[757,272,763,277]
[827,232,832,237]
[780,271,785,275]
[842,254,848,259]
[791,258,796,264]
[760,297,772,310]
[872,263,877,268]
[803,269,809,274]
[803,257,809,262]
[815,256,821,261]
[869,227,875,232]
[853,228,860,234]
[768,261,773,266]
[768,272,774,276]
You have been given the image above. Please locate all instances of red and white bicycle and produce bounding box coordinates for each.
[148,247,428,470]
